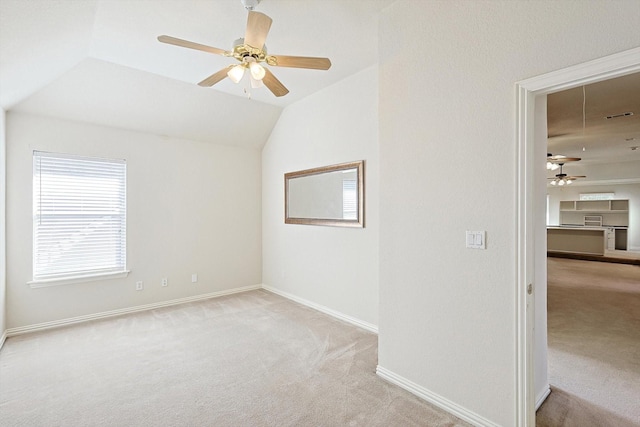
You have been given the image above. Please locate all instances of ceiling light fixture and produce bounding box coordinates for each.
[246,57,266,81]
[547,153,580,170]
[546,153,562,170]
[249,62,266,80]
[227,64,246,83]
[228,56,266,90]
[548,162,585,186]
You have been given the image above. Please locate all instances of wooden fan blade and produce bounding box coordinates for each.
[245,11,272,50]
[269,55,331,70]
[262,68,289,97]
[198,67,230,87]
[157,35,228,56]
[566,176,586,179]
[547,156,581,163]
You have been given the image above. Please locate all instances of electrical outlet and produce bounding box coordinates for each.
[136,281,144,291]
[191,273,198,283]
[161,278,168,287]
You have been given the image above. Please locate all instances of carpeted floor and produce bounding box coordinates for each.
[0,290,469,427]
[536,258,640,427]
[4,262,636,427]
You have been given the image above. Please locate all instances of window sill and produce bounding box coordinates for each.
[28,270,130,288]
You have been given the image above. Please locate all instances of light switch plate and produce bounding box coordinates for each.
[466,231,486,249]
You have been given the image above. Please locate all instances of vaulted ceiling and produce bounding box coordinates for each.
[547,72,640,165]
[0,0,394,148]
[546,72,640,184]
[2,0,639,172]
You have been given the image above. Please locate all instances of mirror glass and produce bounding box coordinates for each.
[285,160,364,227]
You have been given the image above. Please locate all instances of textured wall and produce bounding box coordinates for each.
[6,112,262,328]
[378,1,640,425]
[262,67,379,328]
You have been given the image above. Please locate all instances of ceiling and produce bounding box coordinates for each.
[547,72,640,167]
[0,0,394,147]
[2,0,639,167]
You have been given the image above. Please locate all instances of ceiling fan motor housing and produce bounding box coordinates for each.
[241,0,261,11]
[232,38,268,63]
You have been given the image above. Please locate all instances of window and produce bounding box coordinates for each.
[32,151,127,284]
[342,178,357,220]
[580,192,615,200]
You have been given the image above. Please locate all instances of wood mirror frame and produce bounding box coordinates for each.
[284,160,364,228]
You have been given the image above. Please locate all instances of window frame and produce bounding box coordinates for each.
[29,151,129,288]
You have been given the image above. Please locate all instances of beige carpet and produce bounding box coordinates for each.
[0,290,469,427]
[536,258,640,427]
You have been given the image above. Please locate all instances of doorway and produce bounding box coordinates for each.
[515,47,640,425]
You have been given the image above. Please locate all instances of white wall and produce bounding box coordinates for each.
[378,1,640,426]
[548,182,640,250]
[0,110,6,344]
[262,66,379,328]
[6,112,262,329]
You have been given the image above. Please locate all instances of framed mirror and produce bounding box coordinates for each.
[285,160,364,228]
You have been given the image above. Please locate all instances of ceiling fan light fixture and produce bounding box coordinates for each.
[227,64,246,83]
[249,61,266,80]
[548,163,584,186]
[250,75,264,88]
[546,161,560,170]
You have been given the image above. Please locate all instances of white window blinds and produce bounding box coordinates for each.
[342,179,357,220]
[33,151,127,281]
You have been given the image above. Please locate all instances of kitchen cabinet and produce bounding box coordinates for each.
[560,199,629,228]
[606,228,616,250]
[555,199,629,252]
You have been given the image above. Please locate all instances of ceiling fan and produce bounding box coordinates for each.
[548,163,586,186]
[546,153,580,170]
[157,4,331,97]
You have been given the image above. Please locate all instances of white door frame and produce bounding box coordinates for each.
[515,47,640,426]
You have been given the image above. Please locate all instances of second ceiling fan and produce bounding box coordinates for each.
[158,7,331,97]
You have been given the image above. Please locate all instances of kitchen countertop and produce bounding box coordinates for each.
[547,226,606,231]
[547,225,627,229]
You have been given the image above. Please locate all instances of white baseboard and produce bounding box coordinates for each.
[0,330,6,350]
[6,284,261,337]
[535,385,551,410]
[262,284,378,334]
[376,365,501,427]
